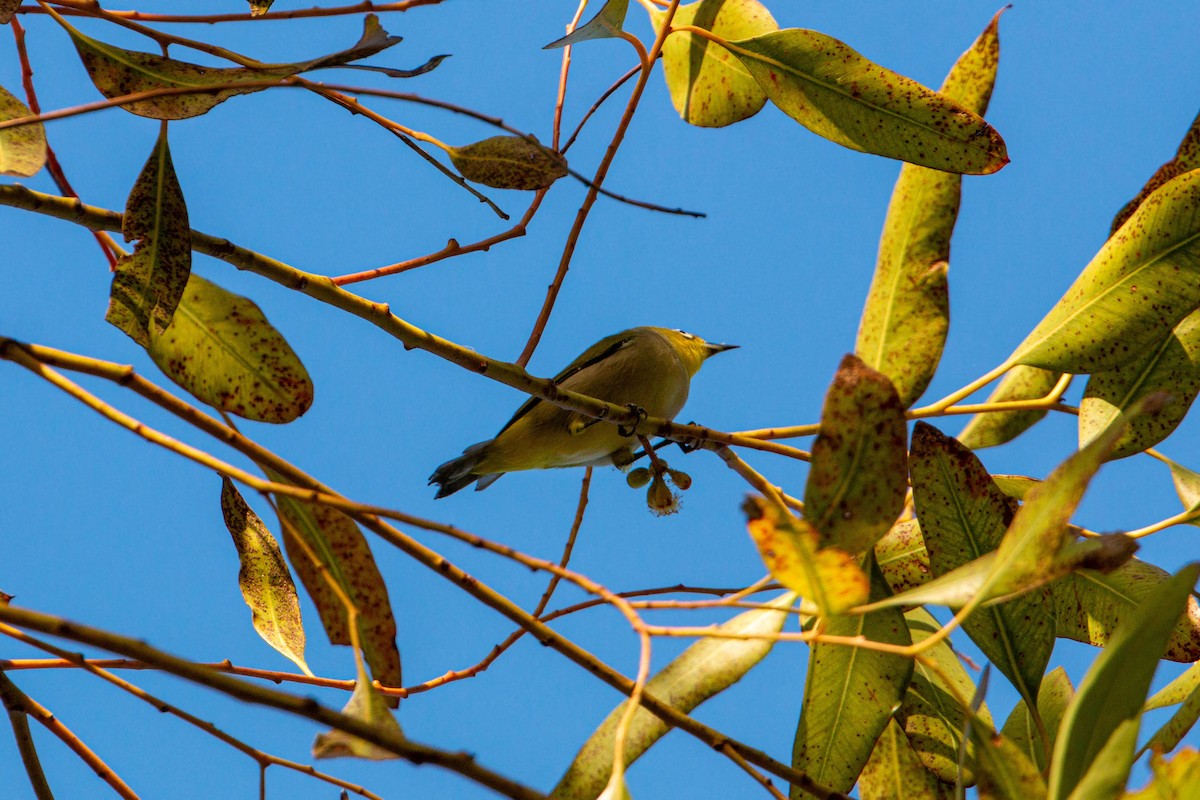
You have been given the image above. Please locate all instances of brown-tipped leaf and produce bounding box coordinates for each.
[0,85,46,177]
[957,366,1064,450]
[448,136,568,190]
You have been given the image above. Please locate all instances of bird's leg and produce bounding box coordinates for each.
[616,403,648,437]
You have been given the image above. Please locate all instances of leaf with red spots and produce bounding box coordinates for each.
[874,518,933,597]
[0,84,45,177]
[1112,110,1200,234]
[859,718,951,799]
[651,0,778,128]
[147,273,314,423]
[719,27,1008,174]
[958,365,1065,450]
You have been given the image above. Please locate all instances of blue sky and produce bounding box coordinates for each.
[3,1,1200,797]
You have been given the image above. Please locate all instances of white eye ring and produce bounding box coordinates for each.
[674,329,696,340]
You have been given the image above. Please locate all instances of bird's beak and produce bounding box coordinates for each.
[705,342,738,357]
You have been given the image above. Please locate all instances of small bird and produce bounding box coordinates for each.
[429,327,736,498]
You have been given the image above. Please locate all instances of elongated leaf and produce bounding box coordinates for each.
[909,422,1052,714]
[1124,748,1200,799]
[1144,678,1200,756]
[1167,458,1200,525]
[312,660,403,759]
[147,274,313,423]
[1048,563,1200,800]
[1065,718,1139,800]
[898,608,991,785]
[219,478,309,675]
[1079,309,1200,460]
[1113,110,1200,234]
[804,355,908,555]
[0,84,46,177]
[856,12,1002,406]
[1000,667,1073,773]
[1147,663,1200,711]
[106,127,191,347]
[1012,169,1200,373]
[875,519,932,596]
[957,366,1064,450]
[744,496,869,613]
[860,718,952,800]
[551,593,794,799]
[1053,558,1200,663]
[447,136,568,190]
[651,0,778,128]
[544,0,629,49]
[722,28,1007,173]
[970,717,1048,800]
[277,494,402,708]
[792,561,913,798]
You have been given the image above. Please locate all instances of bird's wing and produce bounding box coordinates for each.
[495,332,636,435]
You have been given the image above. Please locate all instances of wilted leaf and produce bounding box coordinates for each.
[544,0,629,49]
[722,28,1007,173]
[1112,110,1200,234]
[860,718,952,800]
[957,366,1064,450]
[1124,748,1200,799]
[875,519,933,596]
[147,274,313,423]
[743,496,868,614]
[970,717,1048,800]
[106,127,191,347]
[1079,309,1200,460]
[1144,677,1200,756]
[1048,563,1200,800]
[277,494,402,707]
[1011,169,1200,374]
[804,354,908,555]
[1053,559,1200,664]
[1000,667,1073,773]
[909,422,1052,714]
[551,593,793,799]
[793,561,913,797]
[0,84,46,177]
[312,661,403,760]
[219,478,309,675]
[856,11,1002,406]
[447,136,568,190]
[651,0,778,127]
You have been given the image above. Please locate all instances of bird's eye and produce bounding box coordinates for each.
[674,329,696,340]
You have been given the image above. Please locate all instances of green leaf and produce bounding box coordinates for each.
[859,718,952,800]
[312,660,403,760]
[1112,110,1200,234]
[792,560,913,798]
[147,274,314,423]
[990,474,1042,501]
[544,0,630,49]
[1000,667,1073,773]
[970,717,1048,800]
[804,354,908,555]
[897,608,992,785]
[1079,309,1200,460]
[276,493,402,708]
[106,127,191,347]
[1011,169,1200,373]
[909,422,1052,716]
[721,28,1008,174]
[1048,563,1200,800]
[447,136,568,190]
[856,11,1003,406]
[218,477,309,675]
[874,519,933,597]
[957,366,1064,450]
[1125,748,1200,799]
[1166,457,1200,525]
[1065,718,1140,800]
[1146,662,1200,711]
[551,593,794,799]
[1144,678,1200,756]
[1052,559,1200,664]
[0,84,46,177]
[651,0,778,128]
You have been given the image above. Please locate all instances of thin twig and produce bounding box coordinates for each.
[0,671,55,800]
[22,0,443,22]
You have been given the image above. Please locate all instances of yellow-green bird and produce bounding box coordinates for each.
[430,327,736,498]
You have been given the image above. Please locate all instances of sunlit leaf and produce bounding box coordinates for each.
[721,28,1008,173]
[312,660,403,760]
[551,593,794,799]
[595,770,633,800]
[1166,457,1200,525]
[743,496,868,614]
[544,0,629,49]
[147,274,314,423]
[990,474,1042,501]
[277,493,402,708]
[1066,718,1139,800]
[1052,558,1200,663]
[909,422,1052,714]
[106,127,191,347]
[651,0,778,128]
[1146,663,1200,711]
[1000,667,1073,773]
[1011,169,1200,373]
[1079,309,1200,460]
[1123,748,1200,799]
[0,84,46,177]
[447,136,568,190]
[1112,110,1200,234]
[860,718,952,800]
[957,366,1064,450]
[875,519,933,597]
[219,477,309,675]
[970,716,1048,800]
[804,354,908,555]
[793,560,913,796]
[856,11,1002,406]
[1144,677,1200,756]
[1048,563,1200,800]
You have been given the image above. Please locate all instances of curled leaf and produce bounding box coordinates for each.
[544,0,629,49]
[0,84,46,177]
[448,136,568,190]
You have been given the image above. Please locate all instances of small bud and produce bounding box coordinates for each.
[646,474,680,516]
[447,136,568,190]
[626,467,652,489]
[666,469,692,491]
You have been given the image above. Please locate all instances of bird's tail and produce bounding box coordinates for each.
[429,441,502,498]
